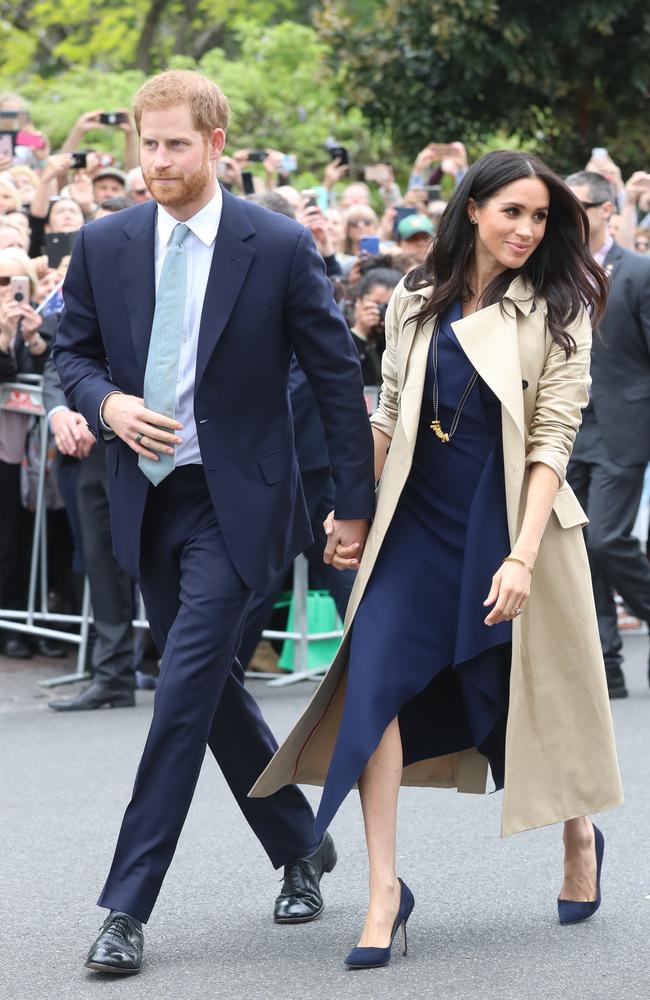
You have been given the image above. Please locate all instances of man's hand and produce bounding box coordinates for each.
[102,393,183,463]
[51,409,95,458]
[323,512,370,570]
[625,171,650,206]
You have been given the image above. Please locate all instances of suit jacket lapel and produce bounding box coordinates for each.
[195,188,256,388]
[604,241,624,285]
[117,202,157,380]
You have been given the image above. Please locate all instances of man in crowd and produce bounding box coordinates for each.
[566,170,650,698]
[395,213,434,262]
[54,70,373,974]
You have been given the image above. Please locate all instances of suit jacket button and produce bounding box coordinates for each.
[522,380,529,389]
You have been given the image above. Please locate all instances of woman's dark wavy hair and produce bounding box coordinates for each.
[404,150,609,356]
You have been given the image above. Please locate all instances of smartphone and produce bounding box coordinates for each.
[0,132,15,158]
[242,171,255,196]
[15,130,46,150]
[329,146,349,166]
[247,150,267,163]
[99,111,128,126]
[70,151,87,169]
[10,275,30,302]
[301,189,318,208]
[392,206,417,239]
[423,184,442,199]
[591,147,608,159]
[280,153,297,172]
[359,236,380,255]
[364,164,390,185]
[45,232,78,268]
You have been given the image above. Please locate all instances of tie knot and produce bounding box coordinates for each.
[171,223,190,247]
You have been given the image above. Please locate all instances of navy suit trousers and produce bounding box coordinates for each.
[97,466,319,922]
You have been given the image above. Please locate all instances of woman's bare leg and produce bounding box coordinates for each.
[356,716,403,948]
[560,817,598,900]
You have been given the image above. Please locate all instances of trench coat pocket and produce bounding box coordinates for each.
[258,445,293,484]
[552,485,588,529]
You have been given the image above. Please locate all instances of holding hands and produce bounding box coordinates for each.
[323,511,369,571]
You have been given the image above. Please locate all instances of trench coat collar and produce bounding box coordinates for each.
[403,273,536,316]
[400,275,531,445]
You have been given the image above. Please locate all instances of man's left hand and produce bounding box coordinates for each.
[323,513,370,570]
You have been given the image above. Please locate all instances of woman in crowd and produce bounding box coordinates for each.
[252,150,623,968]
[0,179,22,216]
[348,268,402,387]
[0,249,53,659]
[343,204,381,258]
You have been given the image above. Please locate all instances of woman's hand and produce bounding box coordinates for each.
[483,561,531,625]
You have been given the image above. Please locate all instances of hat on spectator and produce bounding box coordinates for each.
[397,213,434,240]
[93,167,127,187]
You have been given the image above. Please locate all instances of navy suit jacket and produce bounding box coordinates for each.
[54,189,374,589]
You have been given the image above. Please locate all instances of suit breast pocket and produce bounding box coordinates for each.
[232,305,281,338]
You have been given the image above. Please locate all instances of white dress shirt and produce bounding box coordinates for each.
[100,189,223,465]
[154,188,223,466]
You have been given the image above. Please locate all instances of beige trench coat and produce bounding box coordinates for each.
[251,275,623,836]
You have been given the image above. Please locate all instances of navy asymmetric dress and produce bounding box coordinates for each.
[314,301,513,840]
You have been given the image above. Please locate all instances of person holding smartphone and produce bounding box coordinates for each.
[0,249,54,661]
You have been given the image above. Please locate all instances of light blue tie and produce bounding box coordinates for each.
[139,223,190,485]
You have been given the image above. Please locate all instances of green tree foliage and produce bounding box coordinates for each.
[0,1,308,76]
[318,0,650,173]
[0,22,386,181]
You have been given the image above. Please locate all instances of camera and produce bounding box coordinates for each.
[247,151,267,163]
[70,151,87,169]
[10,276,30,302]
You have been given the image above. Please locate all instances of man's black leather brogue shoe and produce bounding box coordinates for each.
[86,911,143,974]
[49,682,135,711]
[274,831,337,923]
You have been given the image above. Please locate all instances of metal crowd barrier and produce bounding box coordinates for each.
[0,376,342,689]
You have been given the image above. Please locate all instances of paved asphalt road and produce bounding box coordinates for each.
[1,633,648,1000]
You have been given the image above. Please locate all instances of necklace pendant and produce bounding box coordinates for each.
[430,420,450,442]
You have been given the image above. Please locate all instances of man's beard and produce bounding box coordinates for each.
[144,152,212,208]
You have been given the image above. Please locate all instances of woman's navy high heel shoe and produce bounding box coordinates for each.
[344,878,415,969]
[558,822,604,925]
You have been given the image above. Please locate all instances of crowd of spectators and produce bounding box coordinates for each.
[1,84,650,662]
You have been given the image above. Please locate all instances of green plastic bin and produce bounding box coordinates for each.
[278,589,341,671]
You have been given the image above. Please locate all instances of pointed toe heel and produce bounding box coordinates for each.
[344,878,414,970]
[558,823,604,926]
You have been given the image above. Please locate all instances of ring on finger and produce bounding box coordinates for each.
[512,604,522,616]
[135,433,144,445]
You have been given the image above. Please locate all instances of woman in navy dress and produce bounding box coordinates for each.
[321,152,612,967]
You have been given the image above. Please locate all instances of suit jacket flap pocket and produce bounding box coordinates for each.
[258,445,293,484]
[552,486,588,529]
[623,380,650,402]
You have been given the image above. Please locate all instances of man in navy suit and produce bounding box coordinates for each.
[54,70,374,974]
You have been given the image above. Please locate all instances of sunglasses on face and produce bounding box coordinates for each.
[579,200,607,210]
[348,219,374,228]
[635,240,649,251]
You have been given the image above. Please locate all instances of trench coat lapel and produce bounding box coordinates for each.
[451,299,525,445]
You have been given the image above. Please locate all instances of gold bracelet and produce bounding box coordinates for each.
[502,556,533,575]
